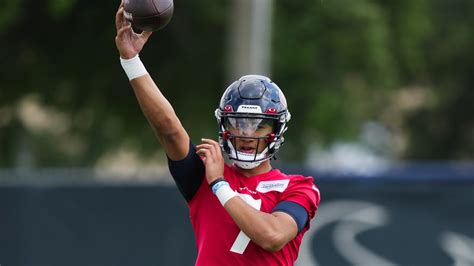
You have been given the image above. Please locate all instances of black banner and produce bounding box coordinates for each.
[299,179,474,266]
[0,178,473,266]
[0,184,196,266]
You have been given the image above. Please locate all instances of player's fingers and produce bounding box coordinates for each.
[195,144,210,153]
[119,8,132,28]
[116,24,132,38]
[196,148,212,162]
[201,139,220,158]
[123,16,131,28]
[201,138,219,146]
[209,139,222,153]
[115,7,124,32]
[197,145,218,163]
[141,31,153,40]
[196,144,215,156]
[202,142,220,156]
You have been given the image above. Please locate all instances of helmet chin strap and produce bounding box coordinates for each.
[233,159,266,170]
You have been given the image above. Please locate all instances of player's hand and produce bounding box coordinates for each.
[115,0,152,59]
[196,138,225,185]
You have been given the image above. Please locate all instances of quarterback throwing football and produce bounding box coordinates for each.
[115,2,320,265]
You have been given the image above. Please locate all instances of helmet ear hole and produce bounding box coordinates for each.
[221,130,231,141]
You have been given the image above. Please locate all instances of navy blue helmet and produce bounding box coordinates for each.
[215,75,291,169]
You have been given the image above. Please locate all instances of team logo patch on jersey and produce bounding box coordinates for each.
[256,179,290,193]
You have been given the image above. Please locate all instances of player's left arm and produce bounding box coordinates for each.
[222,185,316,252]
[196,138,317,252]
[224,198,301,252]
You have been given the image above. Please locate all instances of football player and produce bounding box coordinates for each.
[115,3,320,265]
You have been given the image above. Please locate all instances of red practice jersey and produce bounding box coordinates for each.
[188,164,320,266]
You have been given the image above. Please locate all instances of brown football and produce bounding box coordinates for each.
[123,0,174,32]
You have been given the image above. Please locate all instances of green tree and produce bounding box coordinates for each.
[0,0,472,168]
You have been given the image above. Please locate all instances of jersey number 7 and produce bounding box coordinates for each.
[230,193,262,254]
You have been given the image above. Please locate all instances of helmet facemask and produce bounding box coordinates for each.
[216,113,289,169]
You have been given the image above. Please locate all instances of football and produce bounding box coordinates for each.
[123,0,174,32]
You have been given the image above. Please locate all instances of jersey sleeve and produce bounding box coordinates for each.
[272,201,308,233]
[278,175,320,230]
[167,140,205,202]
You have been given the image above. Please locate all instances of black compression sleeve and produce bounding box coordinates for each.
[167,141,205,202]
[272,201,309,233]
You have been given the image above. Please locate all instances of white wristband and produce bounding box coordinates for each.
[120,54,148,80]
[215,184,237,206]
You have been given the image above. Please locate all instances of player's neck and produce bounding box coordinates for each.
[234,160,272,178]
